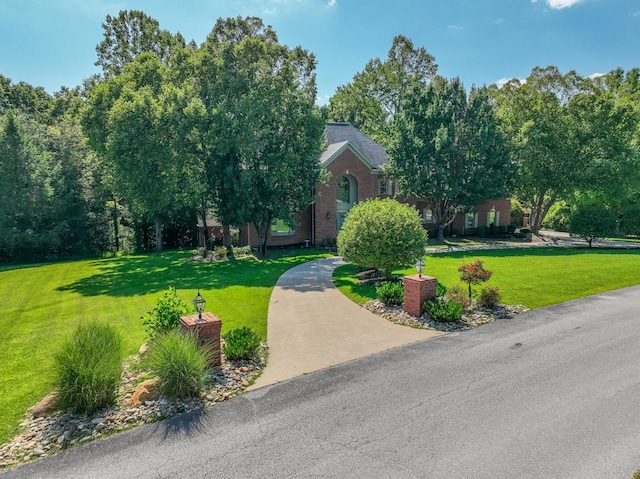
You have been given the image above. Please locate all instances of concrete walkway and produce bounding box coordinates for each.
[248,257,442,390]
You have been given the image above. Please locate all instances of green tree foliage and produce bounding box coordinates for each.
[95,10,186,78]
[142,287,190,338]
[83,53,204,251]
[492,66,640,234]
[196,17,325,257]
[569,204,617,247]
[621,203,640,236]
[458,259,493,299]
[389,77,513,241]
[337,198,427,278]
[329,35,437,146]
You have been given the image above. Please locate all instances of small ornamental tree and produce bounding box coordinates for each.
[569,205,616,248]
[458,260,493,300]
[337,198,427,278]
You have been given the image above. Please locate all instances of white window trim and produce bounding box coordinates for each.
[378,178,388,196]
[422,208,433,224]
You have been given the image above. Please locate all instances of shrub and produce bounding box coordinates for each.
[142,287,189,338]
[423,298,464,322]
[376,281,404,306]
[233,245,252,256]
[621,203,640,236]
[54,322,123,414]
[507,224,516,234]
[222,327,262,360]
[444,284,471,310]
[214,246,227,260]
[569,204,617,248]
[458,260,493,299]
[489,225,499,236]
[519,227,531,234]
[476,226,486,237]
[144,330,210,400]
[478,285,502,309]
[337,198,427,278]
[436,282,448,298]
[498,225,507,235]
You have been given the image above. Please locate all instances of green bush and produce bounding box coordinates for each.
[519,227,531,234]
[569,204,617,248]
[142,287,189,338]
[376,281,404,306]
[498,225,507,235]
[478,285,502,308]
[337,198,427,278]
[422,298,464,322]
[145,330,210,400]
[507,224,516,234]
[476,226,486,237]
[54,322,123,414]
[222,327,262,360]
[214,246,227,260]
[489,225,499,236]
[621,203,640,236]
[436,282,448,298]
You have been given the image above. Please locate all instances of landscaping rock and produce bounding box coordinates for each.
[131,378,160,406]
[31,393,58,418]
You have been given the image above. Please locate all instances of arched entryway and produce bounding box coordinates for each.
[336,175,358,231]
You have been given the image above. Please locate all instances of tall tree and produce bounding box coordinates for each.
[196,17,325,256]
[388,77,513,241]
[492,66,640,233]
[329,35,437,146]
[83,53,203,251]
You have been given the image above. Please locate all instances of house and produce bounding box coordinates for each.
[235,122,510,247]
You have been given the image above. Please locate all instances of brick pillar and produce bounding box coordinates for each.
[179,312,222,367]
[402,275,438,317]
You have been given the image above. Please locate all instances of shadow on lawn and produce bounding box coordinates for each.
[56,249,326,298]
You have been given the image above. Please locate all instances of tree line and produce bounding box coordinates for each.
[1,10,639,262]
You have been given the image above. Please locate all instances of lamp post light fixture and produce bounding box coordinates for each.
[193,290,206,322]
[415,258,425,278]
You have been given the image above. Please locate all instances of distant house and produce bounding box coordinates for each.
[226,122,510,247]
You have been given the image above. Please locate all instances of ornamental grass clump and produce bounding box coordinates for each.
[54,321,123,414]
[222,327,262,360]
[376,281,404,306]
[144,330,211,400]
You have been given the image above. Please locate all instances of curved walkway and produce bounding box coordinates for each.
[248,257,442,390]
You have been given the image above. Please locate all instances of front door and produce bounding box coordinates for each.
[336,175,358,232]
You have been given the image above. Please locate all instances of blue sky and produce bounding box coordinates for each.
[1,0,639,104]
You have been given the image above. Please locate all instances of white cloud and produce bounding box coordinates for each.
[327,0,336,6]
[448,25,464,31]
[494,18,505,25]
[589,72,605,79]
[495,77,527,88]
[632,10,640,17]
[532,0,584,9]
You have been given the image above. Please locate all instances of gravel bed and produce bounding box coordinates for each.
[0,353,263,469]
[363,299,529,332]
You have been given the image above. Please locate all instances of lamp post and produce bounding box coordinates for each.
[415,258,425,278]
[192,290,206,322]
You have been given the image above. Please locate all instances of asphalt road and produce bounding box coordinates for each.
[3,286,640,479]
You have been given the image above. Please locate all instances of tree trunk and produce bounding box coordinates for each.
[155,216,162,252]
[111,194,119,252]
[254,222,269,259]
[198,205,209,247]
[223,224,232,249]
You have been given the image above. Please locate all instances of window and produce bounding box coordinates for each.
[422,208,433,224]
[488,208,496,226]
[378,178,388,196]
[336,176,350,204]
[271,215,296,236]
[466,211,476,229]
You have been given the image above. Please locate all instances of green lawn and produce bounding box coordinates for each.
[334,247,640,309]
[0,248,329,444]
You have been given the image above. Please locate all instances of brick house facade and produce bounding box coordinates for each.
[237,123,510,247]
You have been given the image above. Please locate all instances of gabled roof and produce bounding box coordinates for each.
[321,123,388,171]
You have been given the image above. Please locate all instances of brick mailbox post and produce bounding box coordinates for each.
[179,312,222,367]
[402,275,438,317]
